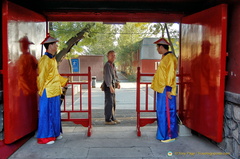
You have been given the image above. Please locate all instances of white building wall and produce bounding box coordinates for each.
[140,38,162,60]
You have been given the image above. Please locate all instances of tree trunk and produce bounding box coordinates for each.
[55,24,93,63]
[164,23,176,56]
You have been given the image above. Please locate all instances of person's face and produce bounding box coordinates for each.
[156,45,162,54]
[157,45,166,55]
[49,42,58,54]
[107,52,116,62]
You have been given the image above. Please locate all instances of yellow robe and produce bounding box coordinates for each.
[37,54,68,98]
[151,53,178,95]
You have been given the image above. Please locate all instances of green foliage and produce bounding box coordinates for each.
[86,24,116,57]
[114,23,150,74]
[50,22,179,75]
[50,22,88,51]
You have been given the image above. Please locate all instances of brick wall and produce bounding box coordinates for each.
[58,55,104,81]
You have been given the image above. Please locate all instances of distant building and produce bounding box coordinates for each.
[133,38,162,74]
[59,55,104,81]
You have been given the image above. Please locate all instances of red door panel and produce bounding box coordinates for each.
[3,2,46,144]
[180,4,227,142]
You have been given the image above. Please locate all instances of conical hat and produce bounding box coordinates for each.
[153,38,170,45]
[41,33,59,44]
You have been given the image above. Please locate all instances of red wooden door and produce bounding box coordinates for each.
[179,4,227,142]
[3,2,46,144]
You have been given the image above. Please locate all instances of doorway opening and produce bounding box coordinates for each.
[56,22,180,127]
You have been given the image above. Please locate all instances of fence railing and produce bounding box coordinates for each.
[60,67,92,137]
[136,67,155,136]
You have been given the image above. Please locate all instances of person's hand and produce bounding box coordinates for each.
[167,91,172,99]
[110,86,115,93]
[117,83,120,89]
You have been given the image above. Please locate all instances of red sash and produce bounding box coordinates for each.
[166,95,171,138]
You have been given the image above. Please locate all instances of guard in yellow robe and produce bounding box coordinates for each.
[151,38,178,143]
[37,34,68,144]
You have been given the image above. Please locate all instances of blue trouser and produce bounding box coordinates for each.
[156,89,178,140]
[37,89,62,139]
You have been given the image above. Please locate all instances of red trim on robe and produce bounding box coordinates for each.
[37,137,56,144]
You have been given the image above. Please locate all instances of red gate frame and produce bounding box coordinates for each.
[136,67,156,136]
[60,67,92,137]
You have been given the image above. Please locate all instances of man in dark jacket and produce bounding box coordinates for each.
[103,50,120,125]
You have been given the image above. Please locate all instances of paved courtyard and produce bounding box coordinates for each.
[9,80,233,159]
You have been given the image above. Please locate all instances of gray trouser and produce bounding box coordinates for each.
[104,87,116,122]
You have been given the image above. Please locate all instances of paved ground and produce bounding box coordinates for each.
[9,126,232,159]
[9,74,233,159]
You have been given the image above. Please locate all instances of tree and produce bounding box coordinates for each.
[50,22,117,63]
[55,24,94,62]
[115,23,149,75]
[50,22,94,63]
[49,22,179,75]
[86,24,117,59]
[149,23,179,57]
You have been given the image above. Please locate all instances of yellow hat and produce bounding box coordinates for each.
[41,33,59,44]
[153,38,170,45]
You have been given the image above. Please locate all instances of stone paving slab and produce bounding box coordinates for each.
[87,147,153,158]
[9,126,232,159]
